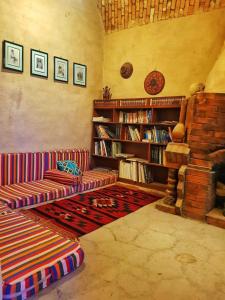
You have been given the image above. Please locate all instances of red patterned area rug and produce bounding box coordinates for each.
[22,185,161,240]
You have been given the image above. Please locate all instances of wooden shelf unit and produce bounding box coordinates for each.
[91,96,185,189]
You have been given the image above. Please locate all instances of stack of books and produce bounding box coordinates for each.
[119,158,153,183]
[95,125,120,139]
[92,116,111,122]
[124,126,141,141]
[151,146,166,164]
[142,127,172,143]
[94,141,111,157]
[119,110,152,123]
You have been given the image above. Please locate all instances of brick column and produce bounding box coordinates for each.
[183,165,216,220]
[183,93,225,220]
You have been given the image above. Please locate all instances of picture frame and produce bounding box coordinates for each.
[73,63,87,87]
[3,40,23,72]
[30,49,48,78]
[54,56,68,83]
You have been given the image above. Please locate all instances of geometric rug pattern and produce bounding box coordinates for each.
[23,185,160,240]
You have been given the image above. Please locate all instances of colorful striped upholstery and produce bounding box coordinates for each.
[75,170,118,193]
[0,149,90,187]
[43,149,90,174]
[44,169,82,186]
[0,179,76,209]
[0,149,118,300]
[0,171,117,209]
[0,205,84,300]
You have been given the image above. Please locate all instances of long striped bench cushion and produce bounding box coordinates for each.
[0,205,84,300]
[75,170,118,193]
[0,149,90,187]
[0,179,76,209]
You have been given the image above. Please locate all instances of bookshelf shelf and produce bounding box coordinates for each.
[118,178,168,191]
[92,154,118,160]
[113,105,181,109]
[93,137,167,146]
[146,162,168,168]
[93,121,178,126]
[92,96,184,189]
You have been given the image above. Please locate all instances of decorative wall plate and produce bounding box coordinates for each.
[120,62,133,79]
[144,71,165,95]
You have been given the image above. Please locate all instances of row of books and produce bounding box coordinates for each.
[124,126,141,141]
[94,141,135,159]
[94,141,111,157]
[118,97,184,106]
[118,99,148,107]
[119,158,153,183]
[94,100,118,107]
[94,97,184,108]
[142,127,172,144]
[112,142,122,157]
[150,97,184,105]
[151,146,166,165]
[119,110,152,123]
[95,125,120,139]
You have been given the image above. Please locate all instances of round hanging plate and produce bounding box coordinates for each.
[144,71,165,95]
[120,62,133,79]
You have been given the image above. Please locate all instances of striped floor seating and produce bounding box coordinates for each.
[0,179,75,209]
[0,149,117,209]
[0,204,84,300]
[0,171,117,209]
[0,149,117,299]
[77,170,117,192]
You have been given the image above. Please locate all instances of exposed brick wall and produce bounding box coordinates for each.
[183,93,225,220]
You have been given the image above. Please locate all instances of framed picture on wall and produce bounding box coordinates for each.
[73,63,87,87]
[54,57,68,82]
[3,40,23,72]
[30,49,48,78]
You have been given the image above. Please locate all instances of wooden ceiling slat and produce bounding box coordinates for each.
[98,0,224,32]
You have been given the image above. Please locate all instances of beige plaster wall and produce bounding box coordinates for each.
[0,0,103,152]
[103,9,225,98]
[205,40,225,92]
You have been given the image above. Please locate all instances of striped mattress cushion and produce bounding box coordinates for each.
[43,169,82,186]
[75,170,118,193]
[0,205,84,300]
[0,179,75,209]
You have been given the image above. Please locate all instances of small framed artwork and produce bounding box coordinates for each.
[73,63,87,87]
[3,40,23,72]
[30,49,48,78]
[54,57,68,82]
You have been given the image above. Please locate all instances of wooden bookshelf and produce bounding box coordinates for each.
[91,96,185,190]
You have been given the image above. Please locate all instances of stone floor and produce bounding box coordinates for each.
[36,192,225,300]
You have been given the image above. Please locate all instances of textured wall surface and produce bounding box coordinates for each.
[0,0,103,152]
[103,9,225,98]
[205,40,225,92]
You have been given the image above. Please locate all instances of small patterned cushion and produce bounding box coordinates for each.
[57,160,82,176]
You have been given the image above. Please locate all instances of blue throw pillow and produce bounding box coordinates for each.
[57,160,82,176]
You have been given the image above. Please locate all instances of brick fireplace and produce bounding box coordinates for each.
[183,93,225,224]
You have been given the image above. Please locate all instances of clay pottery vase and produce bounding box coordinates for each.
[172,122,185,142]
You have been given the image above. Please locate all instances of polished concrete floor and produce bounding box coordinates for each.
[36,190,225,300]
